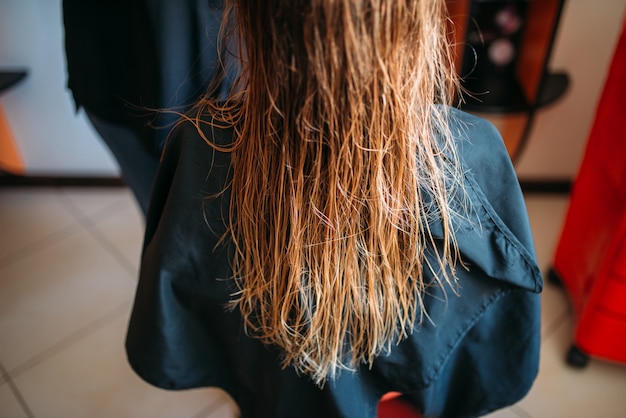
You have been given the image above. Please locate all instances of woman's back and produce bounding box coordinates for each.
[125,1,543,416]
[126,108,542,417]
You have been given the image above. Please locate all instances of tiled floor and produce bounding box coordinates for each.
[0,187,625,418]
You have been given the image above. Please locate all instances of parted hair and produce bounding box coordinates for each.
[194,0,464,386]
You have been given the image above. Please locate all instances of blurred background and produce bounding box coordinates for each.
[0,0,623,181]
[1,0,626,417]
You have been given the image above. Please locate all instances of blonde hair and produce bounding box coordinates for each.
[194,0,464,386]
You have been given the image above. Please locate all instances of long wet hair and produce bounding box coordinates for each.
[195,0,464,386]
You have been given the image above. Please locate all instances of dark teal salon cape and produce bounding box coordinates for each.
[126,107,543,418]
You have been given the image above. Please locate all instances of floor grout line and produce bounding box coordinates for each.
[191,394,230,418]
[0,362,36,418]
[510,404,534,418]
[0,224,80,270]
[6,301,131,380]
[57,189,141,278]
[0,186,126,270]
[84,223,139,278]
[57,187,130,227]
[59,188,135,223]
[541,296,573,342]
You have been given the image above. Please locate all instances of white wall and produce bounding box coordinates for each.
[515,0,626,179]
[0,0,625,179]
[0,0,119,176]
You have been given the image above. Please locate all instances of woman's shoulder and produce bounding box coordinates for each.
[444,106,542,292]
[446,107,509,164]
[446,107,518,203]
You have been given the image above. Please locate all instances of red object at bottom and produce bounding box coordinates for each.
[378,392,422,418]
[550,16,626,367]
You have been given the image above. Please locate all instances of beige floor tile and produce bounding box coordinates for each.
[13,312,232,418]
[523,194,570,272]
[0,229,136,372]
[518,317,626,418]
[89,197,145,276]
[539,283,571,339]
[0,189,78,261]
[524,195,573,337]
[204,394,240,418]
[0,381,29,418]
[482,406,525,418]
[60,187,138,220]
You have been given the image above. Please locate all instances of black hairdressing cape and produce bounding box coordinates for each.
[126,107,543,418]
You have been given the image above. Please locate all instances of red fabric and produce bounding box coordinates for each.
[553,13,626,308]
[552,14,626,365]
[378,392,422,418]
